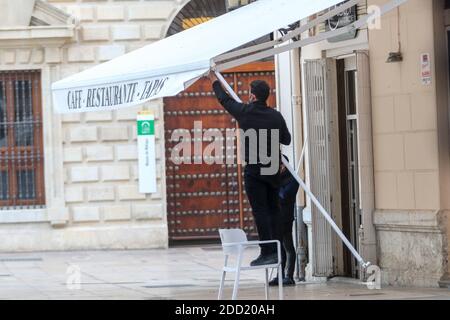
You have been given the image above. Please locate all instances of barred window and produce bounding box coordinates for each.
[0,70,45,208]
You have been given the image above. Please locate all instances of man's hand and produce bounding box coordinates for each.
[207,71,218,82]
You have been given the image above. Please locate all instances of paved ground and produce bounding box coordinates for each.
[0,245,449,300]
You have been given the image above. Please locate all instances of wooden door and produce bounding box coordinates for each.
[164,62,276,241]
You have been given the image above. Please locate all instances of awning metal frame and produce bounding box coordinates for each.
[214,0,361,64]
[214,70,371,269]
[212,0,410,269]
[211,0,409,272]
[213,0,408,72]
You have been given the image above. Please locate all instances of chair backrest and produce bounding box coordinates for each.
[219,229,248,255]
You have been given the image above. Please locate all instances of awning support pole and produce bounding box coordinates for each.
[289,140,370,269]
[281,156,370,269]
[214,70,371,269]
[296,134,307,175]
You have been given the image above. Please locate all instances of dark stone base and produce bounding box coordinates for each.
[439,273,450,289]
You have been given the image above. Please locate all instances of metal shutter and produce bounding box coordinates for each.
[304,59,334,277]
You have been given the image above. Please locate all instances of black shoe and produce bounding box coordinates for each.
[269,277,280,286]
[283,277,295,286]
[250,253,277,266]
[268,277,296,286]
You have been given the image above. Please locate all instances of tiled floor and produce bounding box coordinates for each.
[0,245,449,300]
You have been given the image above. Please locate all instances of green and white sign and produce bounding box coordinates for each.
[137,111,156,193]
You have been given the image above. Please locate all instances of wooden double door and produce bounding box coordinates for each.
[164,62,276,241]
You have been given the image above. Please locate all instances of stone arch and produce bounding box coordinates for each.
[163,0,273,66]
[163,0,228,38]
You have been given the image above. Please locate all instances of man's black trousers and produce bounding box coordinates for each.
[244,171,282,256]
[280,199,296,279]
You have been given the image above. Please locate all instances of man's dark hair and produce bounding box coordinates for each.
[250,80,270,102]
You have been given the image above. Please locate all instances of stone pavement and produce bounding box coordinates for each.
[0,245,449,300]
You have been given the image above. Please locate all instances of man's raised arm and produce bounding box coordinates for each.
[208,72,244,120]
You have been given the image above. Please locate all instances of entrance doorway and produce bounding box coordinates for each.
[164,62,276,242]
[304,54,372,279]
[337,57,361,278]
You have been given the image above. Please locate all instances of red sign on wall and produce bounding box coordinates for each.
[421,53,432,85]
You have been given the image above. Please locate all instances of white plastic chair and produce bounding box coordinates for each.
[218,228,283,300]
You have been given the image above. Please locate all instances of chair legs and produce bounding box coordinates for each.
[264,268,269,300]
[232,268,240,300]
[218,270,226,300]
[218,254,284,300]
[278,264,283,300]
[231,251,243,300]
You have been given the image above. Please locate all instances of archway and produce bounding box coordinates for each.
[165,0,227,37]
[163,0,275,242]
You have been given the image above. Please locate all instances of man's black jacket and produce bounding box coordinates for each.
[212,80,291,177]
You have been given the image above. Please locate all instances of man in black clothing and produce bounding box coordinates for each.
[208,72,291,266]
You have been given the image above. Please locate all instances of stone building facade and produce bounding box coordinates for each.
[0,0,449,289]
[279,0,449,287]
[0,0,191,251]
[367,0,449,288]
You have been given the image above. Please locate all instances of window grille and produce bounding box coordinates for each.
[0,70,45,209]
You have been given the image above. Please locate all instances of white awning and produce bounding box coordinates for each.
[52,0,349,113]
[52,0,407,113]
